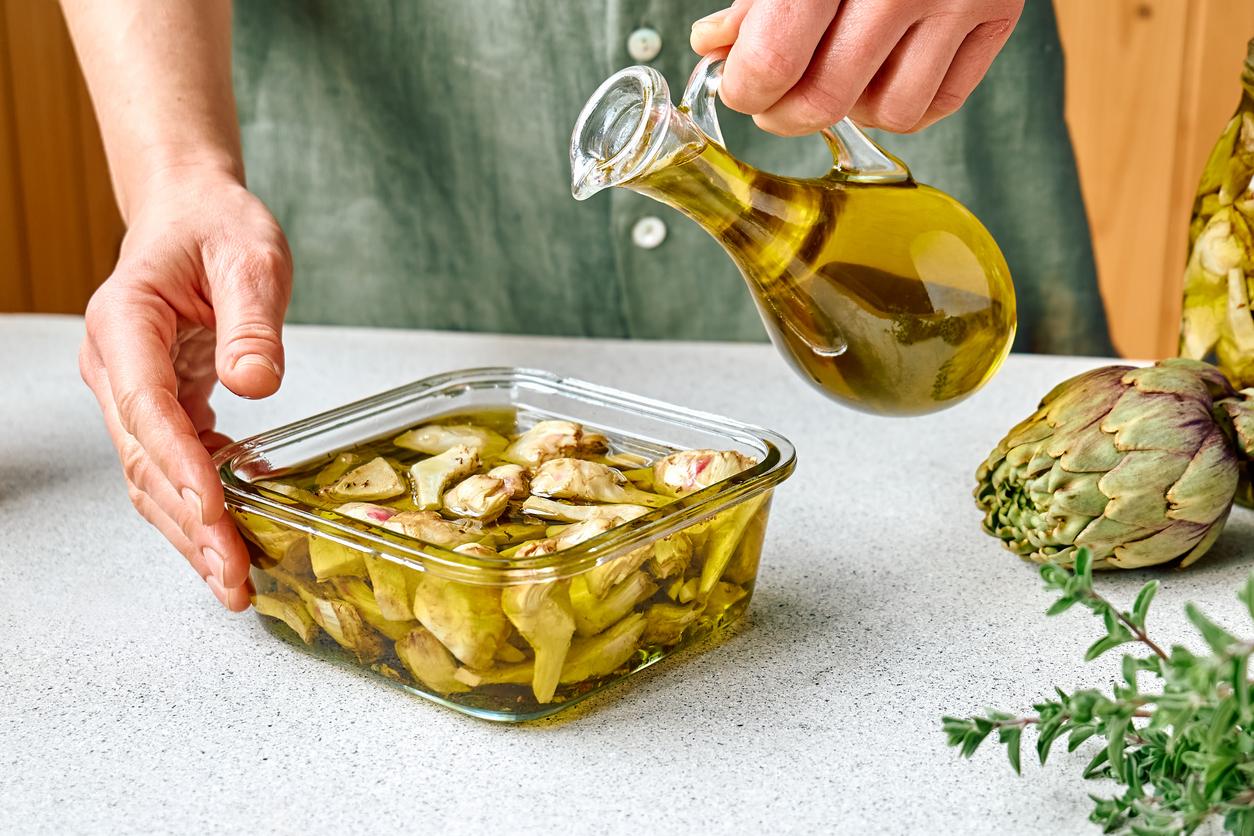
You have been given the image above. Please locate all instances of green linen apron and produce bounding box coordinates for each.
[233,0,1113,356]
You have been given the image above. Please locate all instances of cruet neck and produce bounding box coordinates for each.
[570,66,703,201]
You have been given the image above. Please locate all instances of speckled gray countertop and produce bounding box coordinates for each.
[2,314,1251,834]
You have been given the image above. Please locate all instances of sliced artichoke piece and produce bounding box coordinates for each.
[322,456,406,502]
[501,581,575,703]
[506,517,615,562]
[648,533,694,579]
[501,420,608,467]
[328,576,416,641]
[382,510,483,548]
[457,612,648,691]
[443,474,511,521]
[570,571,657,637]
[309,536,368,579]
[306,595,383,662]
[234,511,308,569]
[394,423,508,458]
[521,495,649,524]
[395,626,471,694]
[481,521,549,547]
[333,502,397,525]
[642,602,698,645]
[558,612,646,684]
[253,591,318,644]
[592,451,650,469]
[314,452,361,488]
[530,458,669,508]
[494,641,528,663]
[486,464,530,499]
[703,581,749,617]
[255,480,329,509]
[451,542,499,560]
[698,494,767,596]
[454,660,532,688]
[411,569,510,670]
[408,445,480,510]
[667,577,699,604]
[618,467,655,489]
[584,544,653,600]
[363,555,415,620]
[652,449,756,498]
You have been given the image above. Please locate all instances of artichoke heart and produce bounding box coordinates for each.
[530,458,670,508]
[322,456,405,502]
[394,423,508,458]
[408,445,480,510]
[501,420,608,467]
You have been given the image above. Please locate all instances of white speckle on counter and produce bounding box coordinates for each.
[2,314,1250,834]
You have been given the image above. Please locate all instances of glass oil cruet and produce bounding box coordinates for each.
[571,50,1018,416]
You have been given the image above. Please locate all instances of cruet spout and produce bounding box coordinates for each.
[570,66,703,201]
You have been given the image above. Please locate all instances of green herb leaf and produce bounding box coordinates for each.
[941,562,1254,834]
[1130,580,1158,630]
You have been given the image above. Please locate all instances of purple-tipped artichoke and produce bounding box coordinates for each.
[976,359,1253,569]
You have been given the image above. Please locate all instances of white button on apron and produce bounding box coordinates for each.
[626,27,662,62]
[631,215,667,249]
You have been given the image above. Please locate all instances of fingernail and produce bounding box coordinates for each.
[203,547,226,586]
[692,7,731,28]
[182,487,205,524]
[234,353,280,378]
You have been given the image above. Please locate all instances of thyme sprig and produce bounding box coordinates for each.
[942,548,1254,835]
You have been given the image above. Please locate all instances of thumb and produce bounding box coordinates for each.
[690,0,752,54]
[209,241,293,399]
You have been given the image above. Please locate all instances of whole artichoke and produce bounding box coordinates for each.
[975,359,1253,569]
[1179,39,1254,388]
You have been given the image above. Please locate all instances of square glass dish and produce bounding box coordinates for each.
[214,368,795,721]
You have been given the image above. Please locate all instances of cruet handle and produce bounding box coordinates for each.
[680,48,911,184]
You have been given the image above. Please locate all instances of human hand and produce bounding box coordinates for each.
[690,0,1024,135]
[80,167,292,610]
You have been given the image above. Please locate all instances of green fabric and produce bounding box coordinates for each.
[233,0,1113,355]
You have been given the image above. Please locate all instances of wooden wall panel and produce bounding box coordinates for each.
[1055,0,1254,359]
[0,0,121,315]
[0,6,29,311]
[74,54,121,286]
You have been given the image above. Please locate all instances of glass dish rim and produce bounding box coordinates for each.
[213,366,796,584]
